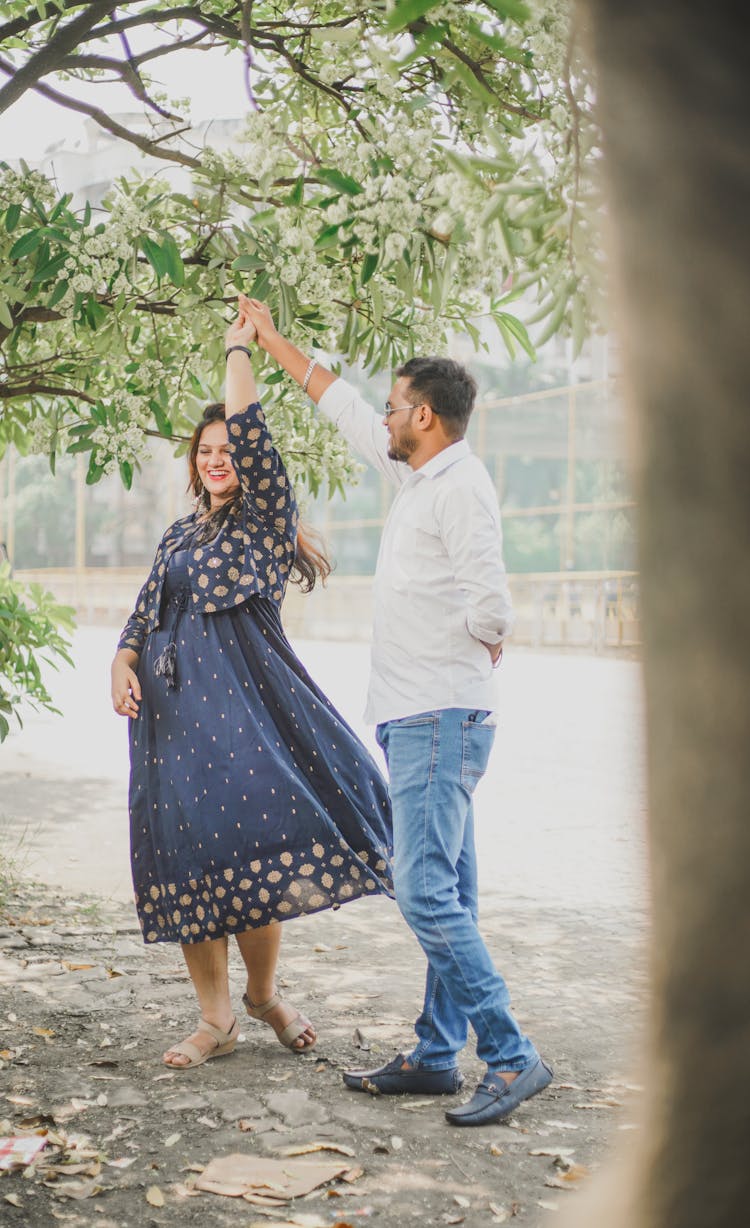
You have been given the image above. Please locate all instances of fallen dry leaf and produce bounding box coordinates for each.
[61,962,94,972]
[197,1154,352,1201]
[146,1185,165,1206]
[32,1027,55,1039]
[489,1144,504,1157]
[51,1178,103,1200]
[280,1143,356,1158]
[537,1199,560,1211]
[574,1100,622,1110]
[488,1204,509,1223]
[164,1132,182,1148]
[4,1193,23,1207]
[529,1148,576,1158]
[453,1194,470,1208]
[352,1027,371,1051]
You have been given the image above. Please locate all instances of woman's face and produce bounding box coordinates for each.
[196,420,240,507]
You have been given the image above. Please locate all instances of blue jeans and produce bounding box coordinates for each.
[377,708,539,1072]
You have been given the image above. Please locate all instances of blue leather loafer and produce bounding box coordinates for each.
[343,1053,464,1096]
[445,1056,553,1126]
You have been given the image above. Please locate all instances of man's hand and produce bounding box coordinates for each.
[239,295,277,350]
[111,649,142,718]
[481,640,503,667]
[225,301,257,352]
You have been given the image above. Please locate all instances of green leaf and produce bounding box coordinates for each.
[86,455,105,485]
[84,296,107,329]
[119,460,134,490]
[31,252,69,284]
[139,235,167,279]
[314,222,344,251]
[315,168,363,196]
[483,0,530,23]
[0,299,13,330]
[150,399,173,437]
[384,0,443,33]
[47,278,69,309]
[232,254,265,272]
[285,175,305,206]
[4,203,21,232]
[160,235,185,287]
[360,251,378,286]
[9,229,43,259]
[495,311,536,360]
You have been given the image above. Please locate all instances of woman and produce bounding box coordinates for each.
[111,303,393,1069]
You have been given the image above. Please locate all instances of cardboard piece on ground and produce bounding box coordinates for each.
[0,1136,48,1170]
[195,1153,351,1201]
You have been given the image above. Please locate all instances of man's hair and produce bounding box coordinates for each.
[396,356,477,439]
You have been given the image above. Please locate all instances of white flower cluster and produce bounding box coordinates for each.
[263,382,363,493]
[0,165,55,208]
[90,390,152,471]
[522,0,572,84]
[49,185,174,316]
[25,416,57,456]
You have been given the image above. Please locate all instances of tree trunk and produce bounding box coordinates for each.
[567,4,750,1226]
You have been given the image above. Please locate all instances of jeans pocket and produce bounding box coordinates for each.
[460,719,495,791]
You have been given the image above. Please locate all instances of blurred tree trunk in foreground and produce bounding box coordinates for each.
[568,4,750,1225]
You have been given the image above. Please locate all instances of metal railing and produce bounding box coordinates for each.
[13,567,640,652]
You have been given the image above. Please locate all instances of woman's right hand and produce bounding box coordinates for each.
[239,295,277,350]
[111,649,142,718]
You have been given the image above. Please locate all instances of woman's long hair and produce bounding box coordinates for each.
[187,403,331,593]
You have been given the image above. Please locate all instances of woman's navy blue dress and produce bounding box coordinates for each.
[127,532,393,947]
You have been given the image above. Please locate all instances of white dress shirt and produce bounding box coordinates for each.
[317,378,514,725]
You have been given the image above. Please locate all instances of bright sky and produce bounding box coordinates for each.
[0,40,251,161]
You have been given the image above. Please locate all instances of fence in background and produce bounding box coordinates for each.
[14,567,640,652]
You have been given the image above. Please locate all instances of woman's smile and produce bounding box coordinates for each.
[195,420,240,503]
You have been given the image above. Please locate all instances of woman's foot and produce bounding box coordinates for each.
[163,1016,239,1069]
[243,989,316,1051]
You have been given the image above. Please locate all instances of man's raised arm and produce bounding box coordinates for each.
[241,296,406,485]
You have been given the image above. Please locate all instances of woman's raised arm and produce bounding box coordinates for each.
[224,303,259,418]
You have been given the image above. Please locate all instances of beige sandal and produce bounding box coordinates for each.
[163,1017,239,1069]
[242,991,316,1052]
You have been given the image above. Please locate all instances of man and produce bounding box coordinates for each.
[241,295,552,1126]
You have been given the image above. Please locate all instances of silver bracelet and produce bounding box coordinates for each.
[302,357,317,393]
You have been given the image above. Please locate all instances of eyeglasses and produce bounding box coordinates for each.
[383,400,420,419]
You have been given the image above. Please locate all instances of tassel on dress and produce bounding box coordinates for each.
[153,640,177,688]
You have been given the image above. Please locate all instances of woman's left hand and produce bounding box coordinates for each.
[225,301,257,351]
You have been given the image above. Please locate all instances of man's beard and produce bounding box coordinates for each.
[387,430,417,463]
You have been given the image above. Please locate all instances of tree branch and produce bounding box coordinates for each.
[0,0,114,115]
[0,55,201,168]
[0,381,97,405]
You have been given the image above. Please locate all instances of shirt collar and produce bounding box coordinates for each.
[414,438,471,481]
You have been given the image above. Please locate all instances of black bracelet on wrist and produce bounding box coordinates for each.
[225,345,253,361]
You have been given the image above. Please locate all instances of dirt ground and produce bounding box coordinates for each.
[0,875,647,1228]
